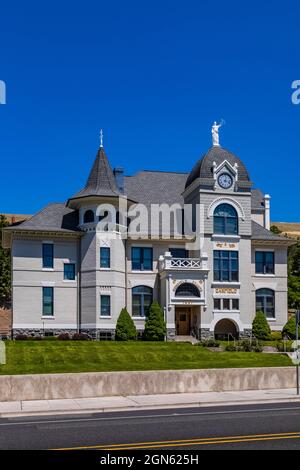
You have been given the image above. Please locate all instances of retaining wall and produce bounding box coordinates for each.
[0,367,295,402]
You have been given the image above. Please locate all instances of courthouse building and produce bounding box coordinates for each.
[2,127,292,340]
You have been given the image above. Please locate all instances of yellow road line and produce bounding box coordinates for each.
[103,435,300,450]
[53,431,300,451]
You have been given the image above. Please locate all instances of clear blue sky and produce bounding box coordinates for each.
[0,0,299,221]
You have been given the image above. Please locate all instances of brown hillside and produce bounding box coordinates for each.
[271,222,300,239]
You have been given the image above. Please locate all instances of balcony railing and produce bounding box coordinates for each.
[160,256,203,271]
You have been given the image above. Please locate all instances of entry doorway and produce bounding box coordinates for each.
[176,308,190,335]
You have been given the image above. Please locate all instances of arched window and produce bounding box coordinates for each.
[132,286,153,317]
[256,288,275,318]
[213,203,238,235]
[83,210,94,223]
[175,283,200,298]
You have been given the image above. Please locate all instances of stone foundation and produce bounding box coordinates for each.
[199,328,214,341]
[167,328,176,341]
[239,329,252,339]
[12,329,77,338]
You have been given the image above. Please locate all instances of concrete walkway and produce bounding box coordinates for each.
[1,388,300,418]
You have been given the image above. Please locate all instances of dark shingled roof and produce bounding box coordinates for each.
[251,220,287,241]
[185,146,251,189]
[124,170,188,207]
[4,203,80,233]
[251,189,265,211]
[68,147,120,203]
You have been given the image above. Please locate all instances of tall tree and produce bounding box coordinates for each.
[0,215,11,306]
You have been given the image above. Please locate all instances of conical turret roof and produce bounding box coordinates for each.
[67,146,120,206]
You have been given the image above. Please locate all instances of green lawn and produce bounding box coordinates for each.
[0,341,292,375]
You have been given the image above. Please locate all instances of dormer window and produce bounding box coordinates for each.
[83,210,94,223]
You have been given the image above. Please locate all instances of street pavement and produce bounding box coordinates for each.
[2,402,300,450]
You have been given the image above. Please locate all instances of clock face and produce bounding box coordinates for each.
[218,173,233,189]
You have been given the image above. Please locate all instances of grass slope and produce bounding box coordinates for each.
[0,341,292,375]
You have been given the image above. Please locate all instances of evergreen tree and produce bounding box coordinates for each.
[115,308,137,341]
[282,315,300,340]
[0,215,11,306]
[288,240,300,309]
[144,300,166,341]
[252,310,271,340]
[270,225,282,235]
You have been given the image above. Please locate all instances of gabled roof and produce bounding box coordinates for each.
[3,203,80,233]
[251,220,292,243]
[67,147,120,205]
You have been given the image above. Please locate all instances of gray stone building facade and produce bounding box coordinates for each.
[2,133,293,340]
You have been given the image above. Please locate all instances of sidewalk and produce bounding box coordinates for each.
[1,388,300,418]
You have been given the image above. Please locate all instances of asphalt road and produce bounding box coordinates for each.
[2,402,300,450]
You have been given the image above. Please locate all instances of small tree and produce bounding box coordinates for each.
[115,308,137,341]
[282,315,300,340]
[0,215,11,306]
[144,300,166,341]
[252,311,271,340]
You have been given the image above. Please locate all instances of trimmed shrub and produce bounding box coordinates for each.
[115,308,137,341]
[144,301,166,341]
[252,311,271,340]
[270,331,282,341]
[282,316,300,340]
[57,333,70,341]
[72,332,91,341]
[15,334,28,340]
[31,336,43,341]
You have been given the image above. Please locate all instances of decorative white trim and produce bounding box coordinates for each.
[13,323,78,329]
[253,282,277,290]
[207,197,245,220]
[41,281,55,287]
[205,313,251,332]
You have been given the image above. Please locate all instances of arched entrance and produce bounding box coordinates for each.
[214,319,239,340]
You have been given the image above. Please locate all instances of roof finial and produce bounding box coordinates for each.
[100,129,104,148]
[211,119,225,147]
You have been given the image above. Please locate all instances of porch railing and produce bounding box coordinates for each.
[161,257,202,270]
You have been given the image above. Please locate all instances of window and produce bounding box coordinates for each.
[98,210,109,222]
[213,204,238,235]
[43,287,54,316]
[100,295,111,317]
[64,263,75,280]
[100,247,111,268]
[214,251,239,282]
[256,288,275,319]
[132,286,153,317]
[169,248,188,258]
[131,247,153,270]
[84,210,94,223]
[255,251,274,274]
[42,243,53,269]
[175,283,200,297]
[213,298,240,310]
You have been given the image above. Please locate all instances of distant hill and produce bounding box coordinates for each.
[1,213,31,225]
[271,222,300,239]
